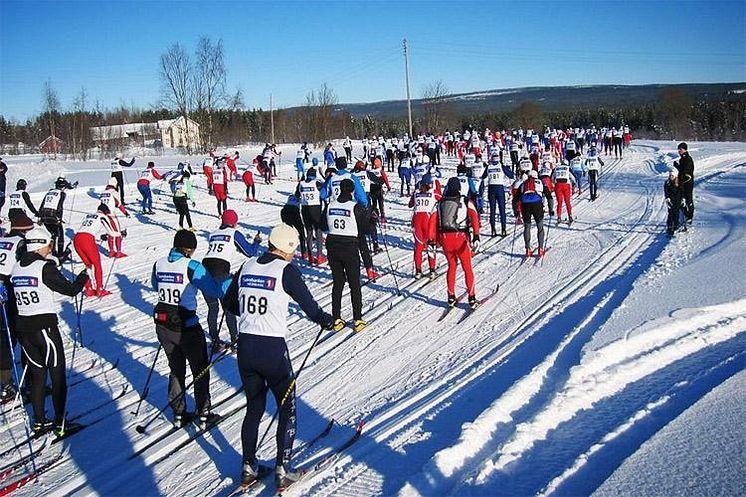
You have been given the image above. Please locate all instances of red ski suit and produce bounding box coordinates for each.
[409,189,441,272]
[429,197,480,297]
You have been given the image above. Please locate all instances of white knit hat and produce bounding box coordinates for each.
[25,227,53,252]
[269,224,299,254]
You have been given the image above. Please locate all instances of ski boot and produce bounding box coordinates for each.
[447,294,456,308]
[54,420,83,438]
[173,412,192,428]
[211,340,227,356]
[538,248,546,258]
[373,245,384,255]
[501,228,507,237]
[468,295,479,311]
[353,319,367,332]
[429,269,437,281]
[332,319,346,332]
[241,461,271,486]
[568,216,574,226]
[84,287,97,298]
[414,271,423,280]
[1,384,17,404]
[275,465,305,490]
[115,251,128,258]
[366,267,379,282]
[491,228,497,238]
[197,412,221,430]
[525,248,533,258]
[32,418,53,436]
[315,255,327,265]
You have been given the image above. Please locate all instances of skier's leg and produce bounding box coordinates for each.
[535,209,545,249]
[328,254,345,320]
[183,327,210,414]
[205,294,220,343]
[238,335,268,465]
[358,233,373,270]
[43,326,67,424]
[18,330,51,422]
[343,251,363,321]
[156,325,188,415]
[266,343,296,467]
[444,244,458,296]
[222,298,239,343]
[458,240,475,297]
[488,189,497,232]
[497,188,507,230]
[523,206,533,249]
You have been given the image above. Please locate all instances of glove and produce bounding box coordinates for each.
[320,312,335,331]
[254,232,262,243]
[100,234,108,241]
[0,286,8,304]
[75,270,90,284]
[471,236,480,253]
[121,229,128,238]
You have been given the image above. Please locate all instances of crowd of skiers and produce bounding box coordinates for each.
[1,123,698,490]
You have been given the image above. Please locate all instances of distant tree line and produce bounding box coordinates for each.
[1,86,743,157]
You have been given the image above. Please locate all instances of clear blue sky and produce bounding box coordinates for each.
[1,0,744,121]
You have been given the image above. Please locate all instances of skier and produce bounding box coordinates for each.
[173,171,196,231]
[518,170,546,257]
[368,159,390,223]
[280,193,307,262]
[298,167,326,264]
[137,161,164,215]
[352,160,384,254]
[225,151,239,182]
[202,210,261,354]
[323,143,336,168]
[322,179,369,332]
[212,158,230,216]
[483,152,514,237]
[674,142,695,224]
[73,204,120,297]
[585,152,604,201]
[203,156,215,195]
[110,156,135,204]
[612,128,623,158]
[569,156,585,195]
[295,147,305,181]
[431,177,480,309]
[539,166,555,218]
[409,174,440,280]
[399,154,413,197]
[7,179,39,221]
[242,164,257,202]
[320,157,368,208]
[343,136,353,162]
[224,223,333,489]
[151,230,229,428]
[552,161,576,224]
[10,226,89,435]
[0,213,34,403]
[664,169,682,235]
[38,176,77,260]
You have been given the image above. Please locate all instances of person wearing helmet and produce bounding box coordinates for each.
[152,230,231,430]
[73,203,121,298]
[110,156,135,204]
[7,179,39,221]
[0,212,35,403]
[409,173,441,280]
[517,170,546,258]
[137,161,164,215]
[224,224,333,489]
[430,177,481,310]
[38,177,78,261]
[212,157,230,217]
[202,210,261,354]
[10,226,89,436]
[664,169,682,235]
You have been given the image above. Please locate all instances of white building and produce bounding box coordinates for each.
[90,116,201,150]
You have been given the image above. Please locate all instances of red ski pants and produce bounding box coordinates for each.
[555,182,573,218]
[73,233,102,291]
[412,214,435,272]
[441,232,475,297]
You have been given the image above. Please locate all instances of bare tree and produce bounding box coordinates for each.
[160,43,195,152]
[228,86,245,111]
[193,37,226,149]
[42,79,60,138]
[305,82,338,144]
[421,80,450,132]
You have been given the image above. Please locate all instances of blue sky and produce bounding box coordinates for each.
[1,0,744,121]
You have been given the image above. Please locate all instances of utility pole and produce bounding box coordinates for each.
[403,38,413,137]
[270,93,275,144]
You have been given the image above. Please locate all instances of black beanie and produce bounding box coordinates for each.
[340,178,355,194]
[445,177,461,197]
[173,229,197,249]
[678,142,688,151]
[335,157,348,170]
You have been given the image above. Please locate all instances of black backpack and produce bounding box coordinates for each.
[438,196,465,233]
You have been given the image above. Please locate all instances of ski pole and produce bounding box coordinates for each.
[541,216,551,268]
[102,254,119,293]
[380,222,401,296]
[5,364,28,422]
[130,344,162,417]
[61,289,84,435]
[135,343,234,434]
[256,326,325,450]
[1,301,39,480]
[510,218,518,265]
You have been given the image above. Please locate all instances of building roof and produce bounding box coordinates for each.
[91,116,199,141]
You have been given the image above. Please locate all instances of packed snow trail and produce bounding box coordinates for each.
[0,142,744,496]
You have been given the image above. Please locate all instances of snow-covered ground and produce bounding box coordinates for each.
[0,140,744,496]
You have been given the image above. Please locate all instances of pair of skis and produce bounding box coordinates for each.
[227,420,365,496]
[437,283,501,324]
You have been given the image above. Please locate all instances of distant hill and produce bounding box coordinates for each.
[325,83,746,119]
